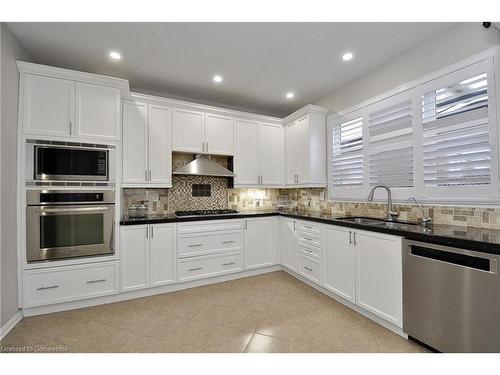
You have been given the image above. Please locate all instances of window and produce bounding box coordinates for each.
[330,116,364,188]
[327,56,499,203]
[421,73,491,187]
[368,98,414,188]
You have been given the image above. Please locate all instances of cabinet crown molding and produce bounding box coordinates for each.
[17,61,130,97]
[283,104,328,125]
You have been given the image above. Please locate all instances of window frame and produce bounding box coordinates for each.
[327,49,500,205]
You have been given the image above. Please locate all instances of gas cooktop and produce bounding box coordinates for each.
[174,209,240,218]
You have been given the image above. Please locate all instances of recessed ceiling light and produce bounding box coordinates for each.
[109,51,121,60]
[213,75,223,83]
[342,52,353,61]
[286,92,295,99]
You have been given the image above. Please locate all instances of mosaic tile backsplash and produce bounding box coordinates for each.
[123,153,500,229]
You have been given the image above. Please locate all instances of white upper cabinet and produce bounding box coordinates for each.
[234,121,284,187]
[18,63,127,141]
[205,114,234,155]
[74,82,121,140]
[173,110,234,155]
[122,100,172,187]
[22,75,75,137]
[148,105,172,186]
[284,106,327,187]
[122,101,148,184]
[259,123,284,186]
[244,217,276,270]
[172,109,205,153]
[234,119,260,185]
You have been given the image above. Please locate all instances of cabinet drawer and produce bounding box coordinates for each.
[298,255,323,285]
[298,221,321,235]
[177,252,243,282]
[177,231,243,258]
[23,262,118,307]
[298,231,322,248]
[298,242,321,260]
[177,219,244,234]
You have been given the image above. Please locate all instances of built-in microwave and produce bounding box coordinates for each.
[26,141,115,183]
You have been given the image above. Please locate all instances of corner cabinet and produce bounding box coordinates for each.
[172,109,234,155]
[243,217,277,269]
[18,64,124,141]
[284,105,327,187]
[120,224,176,292]
[234,121,284,187]
[122,100,172,187]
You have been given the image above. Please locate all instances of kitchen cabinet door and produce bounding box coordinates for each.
[296,115,311,184]
[234,119,259,186]
[244,218,275,270]
[122,100,148,184]
[355,230,403,327]
[150,224,176,287]
[22,74,74,137]
[74,82,120,140]
[323,225,356,303]
[285,121,299,185]
[148,105,172,186]
[259,123,284,186]
[172,109,204,153]
[120,225,149,292]
[205,114,234,155]
[281,218,298,271]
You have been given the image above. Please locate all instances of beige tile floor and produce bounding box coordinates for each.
[1,271,428,353]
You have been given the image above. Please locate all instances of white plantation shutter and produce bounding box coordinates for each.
[331,116,364,188]
[421,71,491,188]
[367,98,414,188]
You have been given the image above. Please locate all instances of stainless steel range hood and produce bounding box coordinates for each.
[172,155,236,177]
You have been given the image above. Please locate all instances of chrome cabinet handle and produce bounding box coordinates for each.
[145,170,148,181]
[86,279,106,284]
[349,231,352,244]
[302,236,313,241]
[188,267,203,272]
[151,226,154,238]
[303,248,313,253]
[69,121,72,136]
[245,220,247,230]
[222,262,236,266]
[293,221,296,230]
[146,227,148,238]
[37,207,110,213]
[222,240,235,244]
[303,225,312,229]
[353,231,357,246]
[206,142,208,152]
[188,244,203,247]
[36,285,59,291]
[304,266,313,272]
[149,170,152,181]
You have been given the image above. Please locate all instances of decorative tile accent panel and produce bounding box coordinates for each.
[228,189,282,211]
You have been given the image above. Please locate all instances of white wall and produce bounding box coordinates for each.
[315,23,500,113]
[0,23,32,327]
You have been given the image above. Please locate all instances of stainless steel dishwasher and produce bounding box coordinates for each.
[403,239,500,352]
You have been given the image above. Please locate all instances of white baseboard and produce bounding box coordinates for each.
[281,267,407,338]
[0,310,23,340]
[22,265,281,317]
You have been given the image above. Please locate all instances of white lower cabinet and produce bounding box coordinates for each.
[244,217,276,270]
[323,225,356,303]
[23,261,119,307]
[281,218,298,271]
[355,230,403,327]
[322,224,402,327]
[298,254,323,284]
[120,223,176,292]
[177,252,243,282]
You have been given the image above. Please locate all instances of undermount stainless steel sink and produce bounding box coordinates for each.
[336,217,424,227]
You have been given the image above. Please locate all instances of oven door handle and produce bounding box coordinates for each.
[37,207,110,213]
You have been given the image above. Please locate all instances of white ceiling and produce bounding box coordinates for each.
[7,22,456,117]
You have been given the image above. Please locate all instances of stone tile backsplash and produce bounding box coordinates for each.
[123,154,500,229]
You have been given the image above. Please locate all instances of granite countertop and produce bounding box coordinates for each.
[120,210,500,255]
